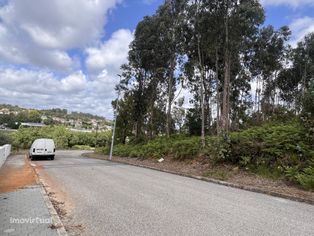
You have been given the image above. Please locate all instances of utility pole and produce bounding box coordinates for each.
[109,74,122,160]
[95,122,98,148]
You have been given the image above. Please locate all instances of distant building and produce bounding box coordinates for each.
[69,128,92,133]
[52,117,66,124]
[20,122,46,128]
[0,108,10,114]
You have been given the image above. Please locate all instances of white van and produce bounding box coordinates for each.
[29,138,55,160]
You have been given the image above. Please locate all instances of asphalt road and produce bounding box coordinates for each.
[34,150,314,236]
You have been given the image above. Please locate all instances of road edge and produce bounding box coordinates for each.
[99,156,314,205]
[29,157,68,236]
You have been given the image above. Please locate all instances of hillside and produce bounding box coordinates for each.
[0,104,112,130]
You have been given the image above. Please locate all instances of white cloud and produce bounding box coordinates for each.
[0,66,118,117]
[0,68,87,95]
[0,0,120,71]
[0,26,133,118]
[86,29,133,74]
[261,0,314,7]
[289,16,314,47]
[0,0,132,118]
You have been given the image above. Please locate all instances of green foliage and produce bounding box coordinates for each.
[285,158,314,191]
[229,121,312,167]
[302,79,314,116]
[239,156,251,167]
[284,166,300,183]
[171,137,200,160]
[103,120,314,190]
[253,165,282,180]
[102,135,201,160]
[11,126,110,150]
[295,164,314,191]
[0,131,12,145]
[204,136,230,163]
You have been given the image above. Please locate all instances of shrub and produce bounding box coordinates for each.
[171,137,200,160]
[285,157,314,191]
[0,132,12,145]
[296,165,314,191]
[11,126,110,149]
[101,135,202,160]
[204,136,230,163]
[229,121,312,168]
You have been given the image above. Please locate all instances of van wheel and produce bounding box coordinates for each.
[30,155,34,161]
[50,155,55,160]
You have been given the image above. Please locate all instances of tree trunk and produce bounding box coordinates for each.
[149,103,154,140]
[166,60,175,138]
[215,47,220,135]
[197,36,205,147]
[221,7,230,133]
[200,73,205,147]
[135,72,144,141]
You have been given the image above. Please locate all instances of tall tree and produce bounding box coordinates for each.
[220,0,264,133]
[277,32,314,112]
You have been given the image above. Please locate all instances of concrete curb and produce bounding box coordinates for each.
[0,144,11,169]
[29,157,68,236]
[105,158,314,206]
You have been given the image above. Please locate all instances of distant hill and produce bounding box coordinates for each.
[0,104,112,130]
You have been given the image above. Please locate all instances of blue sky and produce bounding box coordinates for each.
[0,0,313,118]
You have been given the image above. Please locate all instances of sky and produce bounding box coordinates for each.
[0,0,313,119]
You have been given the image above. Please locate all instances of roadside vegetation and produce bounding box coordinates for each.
[96,1,314,191]
[3,126,111,150]
[99,118,314,190]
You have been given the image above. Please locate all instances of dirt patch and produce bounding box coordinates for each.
[0,155,36,193]
[84,152,314,204]
[34,163,84,235]
[35,165,74,216]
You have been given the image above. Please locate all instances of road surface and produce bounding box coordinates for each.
[34,150,314,236]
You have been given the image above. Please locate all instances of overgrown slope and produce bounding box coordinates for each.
[99,120,314,190]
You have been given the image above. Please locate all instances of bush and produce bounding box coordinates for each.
[11,126,110,149]
[285,157,314,191]
[296,165,314,191]
[229,121,312,168]
[103,135,201,160]
[0,131,12,145]
[204,136,230,163]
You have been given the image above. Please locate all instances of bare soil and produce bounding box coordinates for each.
[84,152,314,203]
[0,155,36,193]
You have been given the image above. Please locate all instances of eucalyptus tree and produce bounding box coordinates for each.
[180,0,222,144]
[251,25,290,118]
[277,32,314,112]
[120,15,168,141]
[220,0,264,133]
[156,0,187,137]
